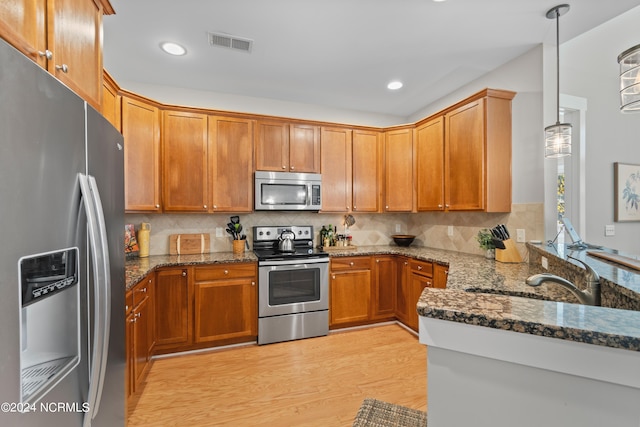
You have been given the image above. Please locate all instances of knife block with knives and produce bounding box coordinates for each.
[491,224,523,263]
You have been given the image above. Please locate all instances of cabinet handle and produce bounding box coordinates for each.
[55,64,69,73]
[376,259,380,263]
[445,204,450,208]
[348,206,351,210]
[290,166,295,170]
[427,281,432,287]
[155,204,160,209]
[332,274,336,279]
[251,281,255,286]
[224,270,229,275]
[125,305,129,311]
[417,265,422,271]
[385,205,389,209]
[349,262,354,266]
[130,318,137,323]
[203,205,208,209]
[213,205,217,209]
[282,165,286,169]
[38,50,53,60]
[181,270,187,277]
[135,312,141,318]
[404,261,408,266]
[438,204,443,208]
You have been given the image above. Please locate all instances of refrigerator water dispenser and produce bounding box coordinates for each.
[19,248,81,404]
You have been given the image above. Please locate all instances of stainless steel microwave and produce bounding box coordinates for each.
[255,171,322,211]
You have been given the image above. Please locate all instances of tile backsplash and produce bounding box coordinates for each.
[125,203,543,258]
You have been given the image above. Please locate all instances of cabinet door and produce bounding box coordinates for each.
[395,257,410,325]
[384,128,413,212]
[102,74,121,129]
[48,0,103,109]
[289,123,320,173]
[352,130,382,212]
[445,99,485,210]
[415,117,445,211]
[123,96,161,212]
[320,127,352,212]
[193,277,257,343]
[209,116,253,212]
[0,0,47,67]
[330,269,371,327]
[372,256,396,320]
[434,263,449,289]
[132,296,149,386]
[162,110,208,212]
[255,120,289,172]
[408,272,433,331]
[155,268,191,348]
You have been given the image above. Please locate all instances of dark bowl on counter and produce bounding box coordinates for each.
[391,235,416,247]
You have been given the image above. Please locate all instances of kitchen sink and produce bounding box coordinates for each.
[464,287,554,301]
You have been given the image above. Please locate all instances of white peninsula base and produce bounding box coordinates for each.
[419,316,640,427]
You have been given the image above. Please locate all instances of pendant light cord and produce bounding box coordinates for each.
[555,8,560,125]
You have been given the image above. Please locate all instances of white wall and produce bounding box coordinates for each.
[560,6,640,253]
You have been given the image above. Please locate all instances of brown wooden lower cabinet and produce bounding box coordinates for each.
[154,263,258,355]
[372,256,397,320]
[330,256,372,327]
[193,263,257,345]
[126,272,155,403]
[154,267,191,350]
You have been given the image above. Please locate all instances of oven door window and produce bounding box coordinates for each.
[260,183,308,206]
[268,268,320,305]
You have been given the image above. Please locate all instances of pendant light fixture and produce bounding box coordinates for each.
[618,44,640,112]
[544,4,572,158]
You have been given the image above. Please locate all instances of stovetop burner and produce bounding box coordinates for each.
[252,225,328,261]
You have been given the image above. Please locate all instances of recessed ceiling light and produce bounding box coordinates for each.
[387,81,403,90]
[160,42,187,56]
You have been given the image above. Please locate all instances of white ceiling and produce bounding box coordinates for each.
[103,0,640,118]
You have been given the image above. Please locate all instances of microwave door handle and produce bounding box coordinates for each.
[78,174,111,427]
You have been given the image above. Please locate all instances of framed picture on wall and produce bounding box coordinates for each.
[614,162,640,222]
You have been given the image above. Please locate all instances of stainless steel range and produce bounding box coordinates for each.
[253,226,329,345]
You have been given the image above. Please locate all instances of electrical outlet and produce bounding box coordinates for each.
[516,229,526,243]
[605,224,615,237]
[395,224,401,233]
[216,227,223,237]
[541,256,548,270]
[447,226,454,236]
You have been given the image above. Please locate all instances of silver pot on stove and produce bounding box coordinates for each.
[278,230,296,252]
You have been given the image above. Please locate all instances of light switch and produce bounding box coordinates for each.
[216,227,223,237]
[447,226,454,236]
[516,229,526,243]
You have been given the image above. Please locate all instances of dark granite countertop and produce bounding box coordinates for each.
[124,243,640,351]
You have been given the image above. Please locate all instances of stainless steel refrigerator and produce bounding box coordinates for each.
[0,38,125,426]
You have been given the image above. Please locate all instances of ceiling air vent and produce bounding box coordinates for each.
[207,32,253,53]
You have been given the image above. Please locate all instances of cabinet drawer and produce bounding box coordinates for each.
[331,257,371,271]
[132,279,151,308]
[194,263,257,281]
[125,290,134,315]
[409,259,433,276]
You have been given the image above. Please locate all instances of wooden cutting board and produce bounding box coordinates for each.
[169,234,210,255]
[587,251,640,271]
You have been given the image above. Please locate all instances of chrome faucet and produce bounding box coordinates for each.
[526,256,601,306]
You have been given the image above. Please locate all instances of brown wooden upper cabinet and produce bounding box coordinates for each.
[320,127,352,212]
[352,129,382,212]
[208,116,254,212]
[162,110,254,213]
[0,0,112,110]
[102,72,121,129]
[384,128,414,212]
[255,121,320,173]
[415,89,515,212]
[122,96,161,213]
[320,128,382,213]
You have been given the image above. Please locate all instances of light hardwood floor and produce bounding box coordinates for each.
[128,323,427,426]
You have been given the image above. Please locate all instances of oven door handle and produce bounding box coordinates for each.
[259,257,329,267]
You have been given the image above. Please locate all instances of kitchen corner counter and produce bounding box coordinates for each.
[125,252,257,290]
[411,243,640,352]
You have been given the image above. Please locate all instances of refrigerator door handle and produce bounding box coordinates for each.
[78,173,111,427]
